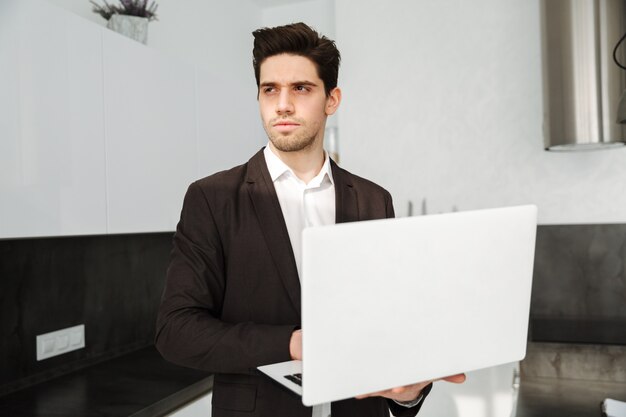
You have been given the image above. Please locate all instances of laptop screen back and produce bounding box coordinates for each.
[300,205,537,406]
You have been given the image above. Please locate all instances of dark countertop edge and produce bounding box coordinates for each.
[131,375,214,417]
[0,346,214,417]
[0,341,153,397]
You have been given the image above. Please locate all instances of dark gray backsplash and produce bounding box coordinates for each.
[521,342,626,382]
[530,224,626,345]
[0,233,174,396]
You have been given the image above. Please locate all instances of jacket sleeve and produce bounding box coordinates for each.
[155,181,296,374]
[387,383,433,417]
[384,191,395,219]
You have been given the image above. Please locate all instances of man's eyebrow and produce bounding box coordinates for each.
[291,80,318,87]
[259,80,318,87]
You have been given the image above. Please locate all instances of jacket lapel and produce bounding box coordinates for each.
[331,159,359,224]
[246,149,301,316]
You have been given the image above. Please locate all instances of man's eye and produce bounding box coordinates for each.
[295,85,309,92]
[263,87,276,94]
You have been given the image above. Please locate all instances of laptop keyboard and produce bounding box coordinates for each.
[284,373,302,386]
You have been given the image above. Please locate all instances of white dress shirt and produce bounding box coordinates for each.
[263,145,335,279]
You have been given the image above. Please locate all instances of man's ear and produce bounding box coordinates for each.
[325,87,342,116]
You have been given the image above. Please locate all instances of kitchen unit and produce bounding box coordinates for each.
[2,0,626,415]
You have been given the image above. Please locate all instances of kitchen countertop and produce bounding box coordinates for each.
[0,346,213,417]
[2,346,624,417]
[516,376,626,417]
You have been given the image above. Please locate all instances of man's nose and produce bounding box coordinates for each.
[276,90,294,114]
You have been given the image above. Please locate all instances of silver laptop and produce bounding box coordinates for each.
[259,205,537,406]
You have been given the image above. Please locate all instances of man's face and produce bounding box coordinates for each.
[258,54,339,153]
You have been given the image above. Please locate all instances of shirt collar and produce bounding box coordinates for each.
[263,144,334,186]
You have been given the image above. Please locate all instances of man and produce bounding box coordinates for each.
[156,23,464,417]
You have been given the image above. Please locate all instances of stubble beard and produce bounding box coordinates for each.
[264,118,321,153]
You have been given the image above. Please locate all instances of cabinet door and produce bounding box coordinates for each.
[103,31,197,234]
[0,2,21,229]
[0,0,107,238]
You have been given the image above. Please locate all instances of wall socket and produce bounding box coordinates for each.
[36,324,85,361]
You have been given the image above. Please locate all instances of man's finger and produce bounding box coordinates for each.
[355,375,465,401]
[355,389,389,399]
[440,373,466,383]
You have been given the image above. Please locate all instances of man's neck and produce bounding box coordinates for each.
[269,140,326,184]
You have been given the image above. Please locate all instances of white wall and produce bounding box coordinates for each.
[261,0,335,39]
[45,0,102,24]
[336,0,626,225]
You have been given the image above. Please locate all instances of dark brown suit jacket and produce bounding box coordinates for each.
[156,149,430,417]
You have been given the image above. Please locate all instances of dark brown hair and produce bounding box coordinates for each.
[252,22,340,96]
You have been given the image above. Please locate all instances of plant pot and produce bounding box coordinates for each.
[106,15,149,45]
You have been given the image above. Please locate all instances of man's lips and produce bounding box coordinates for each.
[273,121,301,132]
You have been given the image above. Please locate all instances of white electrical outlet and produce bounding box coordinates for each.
[36,324,85,361]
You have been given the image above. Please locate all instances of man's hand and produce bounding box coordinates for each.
[289,330,302,360]
[355,374,466,403]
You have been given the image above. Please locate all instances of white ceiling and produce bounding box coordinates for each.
[250,0,322,8]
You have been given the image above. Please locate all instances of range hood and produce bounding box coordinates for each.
[542,0,626,151]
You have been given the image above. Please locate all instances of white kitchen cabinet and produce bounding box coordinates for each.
[1,0,262,238]
[0,0,107,238]
[0,2,22,201]
[102,30,197,234]
[166,392,212,417]
[419,362,519,417]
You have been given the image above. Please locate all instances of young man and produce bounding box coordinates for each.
[156,23,463,417]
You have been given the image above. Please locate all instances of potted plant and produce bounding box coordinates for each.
[91,0,158,45]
